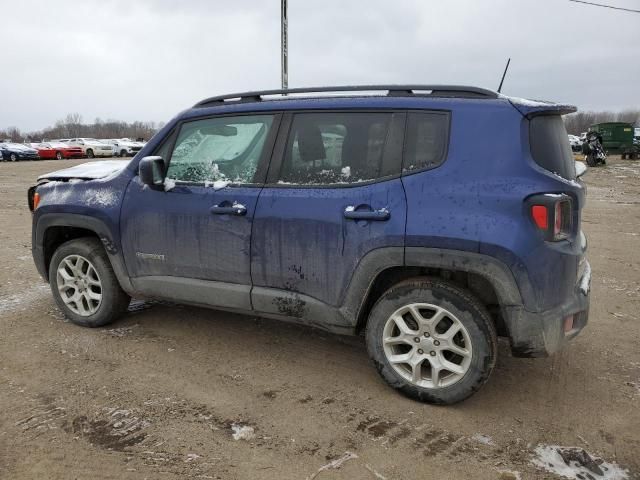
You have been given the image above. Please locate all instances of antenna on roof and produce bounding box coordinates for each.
[281,0,288,90]
[497,57,511,94]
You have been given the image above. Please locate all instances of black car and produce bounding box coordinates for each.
[0,143,40,161]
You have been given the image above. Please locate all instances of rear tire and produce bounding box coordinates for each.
[120,150,128,157]
[56,151,63,160]
[49,238,130,327]
[86,149,94,159]
[10,153,18,162]
[365,278,497,405]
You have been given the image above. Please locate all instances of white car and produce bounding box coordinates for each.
[65,138,113,158]
[568,134,582,152]
[101,138,143,157]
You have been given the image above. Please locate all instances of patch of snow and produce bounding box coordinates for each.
[164,177,176,192]
[231,423,255,441]
[0,285,50,315]
[579,262,591,295]
[341,166,351,178]
[531,445,629,480]
[471,433,495,446]
[38,160,129,181]
[500,94,553,107]
[364,464,387,480]
[84,188,118,207]
[184,453,200,463]
[212,180,230,190]
[308,452,358,480]
[345,205,356,212]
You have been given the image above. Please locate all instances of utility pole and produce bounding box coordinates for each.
[281,0,288,90]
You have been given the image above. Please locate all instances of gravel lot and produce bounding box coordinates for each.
[1,158,639,479]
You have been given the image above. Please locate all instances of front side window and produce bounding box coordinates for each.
[279,112,394,185]
[166,114,274,184]
[403,112,450,173]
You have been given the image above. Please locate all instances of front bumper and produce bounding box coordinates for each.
[504,260,591,357]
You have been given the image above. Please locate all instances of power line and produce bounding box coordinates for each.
[568,0,640,13]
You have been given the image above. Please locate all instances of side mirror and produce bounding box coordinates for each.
[139,156,166,187]
[575,160,587,178]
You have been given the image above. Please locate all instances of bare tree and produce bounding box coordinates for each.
[564,110,640,135]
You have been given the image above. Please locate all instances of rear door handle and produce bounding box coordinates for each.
[344,206,390,221]
[210,203,247,216]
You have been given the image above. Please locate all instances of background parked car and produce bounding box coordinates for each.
[568,134,582,152]
[0,142,40,161]
[63,138,113,158]
[101,138,143,157]
[33,142,85,160]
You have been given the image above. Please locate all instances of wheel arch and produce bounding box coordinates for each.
[34,213,134,295]
[346,247,524,336]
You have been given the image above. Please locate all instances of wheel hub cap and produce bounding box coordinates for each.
[56,254,102,316]
[382,303,473,389]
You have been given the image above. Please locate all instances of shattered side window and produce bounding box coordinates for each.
[279,112,393,185]
[166,115,274,184]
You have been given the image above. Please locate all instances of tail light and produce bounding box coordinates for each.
[528,194,572,241]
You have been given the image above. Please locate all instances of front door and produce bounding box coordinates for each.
[121,113,279,310]
[251,111,407,327]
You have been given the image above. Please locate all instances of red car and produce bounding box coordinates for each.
[34,142,84,160]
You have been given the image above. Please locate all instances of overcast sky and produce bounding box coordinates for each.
[1,0,638,131]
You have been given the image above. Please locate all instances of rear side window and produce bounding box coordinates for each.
[529,115,576,180]
[403,112,450,173]
[279,112,397,185]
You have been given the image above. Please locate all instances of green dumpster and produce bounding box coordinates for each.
[589,122,639,159]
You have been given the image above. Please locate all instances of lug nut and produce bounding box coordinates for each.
[423,332,430,337]
[430,351,436,356]
[417,349,424,354]
[434,340,440,346]
[414,337,420,343]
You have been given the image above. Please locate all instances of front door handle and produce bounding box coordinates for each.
[344,206,390,221]
[210,202,247,216]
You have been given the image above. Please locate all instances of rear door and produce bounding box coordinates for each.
[250,111,407,326]
[121,113,280,310]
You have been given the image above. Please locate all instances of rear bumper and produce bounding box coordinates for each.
[504,260,591,357]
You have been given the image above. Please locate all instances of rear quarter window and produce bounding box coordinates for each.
[402,112,450,173]
[529,115,576,180]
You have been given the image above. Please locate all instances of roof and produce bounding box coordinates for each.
[194,85,498,108]
[186,85,577,118]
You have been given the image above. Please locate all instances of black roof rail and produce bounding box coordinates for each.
[194,84,498,107]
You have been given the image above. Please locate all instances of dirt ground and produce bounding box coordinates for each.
[0,157,638,480]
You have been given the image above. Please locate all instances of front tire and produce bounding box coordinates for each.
[56,151,63,160]
[10,153,18,162]
[49,238,130,327]
[365,278,497,405]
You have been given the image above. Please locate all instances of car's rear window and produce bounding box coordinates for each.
[529,115,576,180]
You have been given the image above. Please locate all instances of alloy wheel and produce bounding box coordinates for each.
[382,303,473,389]
[56,254,102,316]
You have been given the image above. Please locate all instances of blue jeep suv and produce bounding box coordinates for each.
[29,85,591,404]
